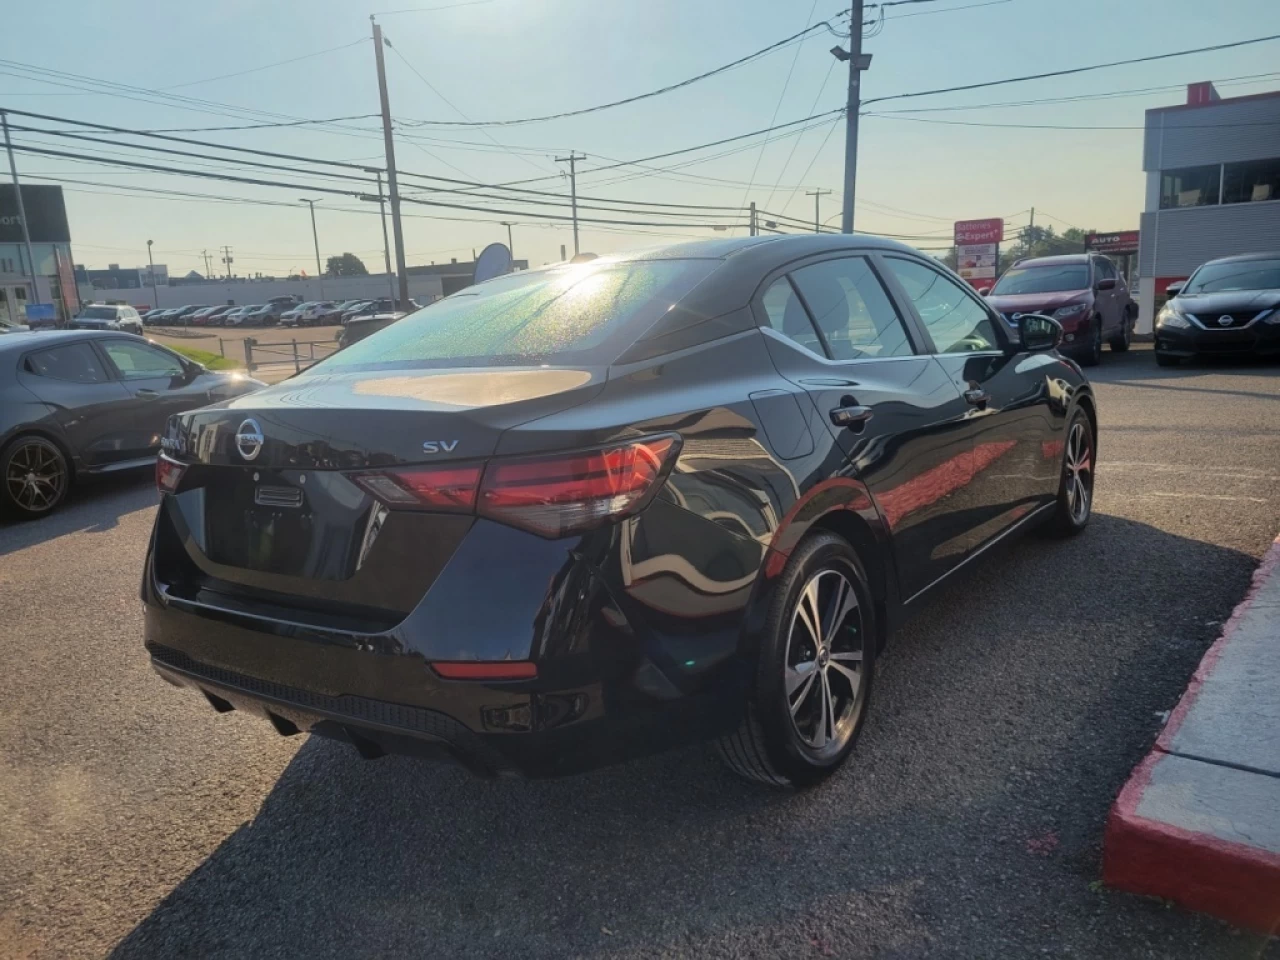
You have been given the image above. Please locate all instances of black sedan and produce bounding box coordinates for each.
[1,331,262,518]
[1155,252,1280,365]
[142,235,1096,786]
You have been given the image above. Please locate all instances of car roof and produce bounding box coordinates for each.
[1200,251,1280,266]
[0,329,139,354]
[1012,254,1091,266]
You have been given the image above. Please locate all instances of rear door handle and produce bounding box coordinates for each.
[830,405,873,428]
[136,389,159,399]
[963,388,989,408]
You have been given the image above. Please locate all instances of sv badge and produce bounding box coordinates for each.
[422,440,460,454]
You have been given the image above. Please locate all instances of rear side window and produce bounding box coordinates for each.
[26,343,107,383]
[789,257,914,361]
[314,259,719,370]
[761,278,823,355]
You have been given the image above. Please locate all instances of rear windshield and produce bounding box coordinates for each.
[1185,258,1280,293]
[991,265,1089,295]
[78,306,119,319]
[310,259,718,371]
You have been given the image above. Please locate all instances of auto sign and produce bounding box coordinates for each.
[954,218,1004,245]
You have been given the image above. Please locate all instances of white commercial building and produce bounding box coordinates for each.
[1137,83,1280,334]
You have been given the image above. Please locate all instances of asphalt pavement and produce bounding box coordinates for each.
[2,345,1279,959]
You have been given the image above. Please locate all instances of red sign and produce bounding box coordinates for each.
[954,218,1004,244]
[1086,230,1140,254]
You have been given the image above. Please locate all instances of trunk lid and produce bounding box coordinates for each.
[155,366,604,625]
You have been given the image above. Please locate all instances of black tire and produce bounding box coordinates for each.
[1079,317,1103,366]
[1,435,70,519]
[1042,408,1094,538]
[718,532,876,788]
[1109,309,1133,352]
[1155,352,1180,368]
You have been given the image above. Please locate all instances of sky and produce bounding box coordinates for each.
[2,0,1278,277]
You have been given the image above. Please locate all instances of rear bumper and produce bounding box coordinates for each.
[1156,322,1280,358]
[141,499,768,777]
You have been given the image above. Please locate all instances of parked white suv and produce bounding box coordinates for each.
[71,304,144,335]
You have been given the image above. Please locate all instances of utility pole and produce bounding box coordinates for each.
[838,0,871,234]
[806,189,832,234]
[555,152,586,256]
[2,110,40,307]
[371,18,410,306]
[146,240,160,311]
[373,170,396,302]
[299,198,325,298]
[500,221,515,259]
[222,245,233,280]
[749,202,758,237]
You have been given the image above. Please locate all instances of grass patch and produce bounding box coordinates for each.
[170,345,242,371]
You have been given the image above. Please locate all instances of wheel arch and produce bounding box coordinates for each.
[1072,388,1098,459]
[807,509,893,653]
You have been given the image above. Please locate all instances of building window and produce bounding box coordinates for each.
[1223,157,1280,205]
[1160,165,1221,209]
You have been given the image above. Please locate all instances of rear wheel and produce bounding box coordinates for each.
[1043,410,1094,537]
[718,533,875,787]
[2,435,70,519]
[1109,309,1133,352]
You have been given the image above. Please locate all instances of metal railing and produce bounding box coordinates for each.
[242,336,339,376]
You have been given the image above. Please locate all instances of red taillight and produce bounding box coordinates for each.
[351,464,480,511]
[432,661,537,680]
[479,435,679,537]
[156,454,186,494]
[350,435,680,537]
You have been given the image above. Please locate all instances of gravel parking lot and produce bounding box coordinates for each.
[2,345,1278,959]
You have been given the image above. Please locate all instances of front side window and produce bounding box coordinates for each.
[312,259,718,371]
[101,340,185,379]
[789,257,914,361]
[1184,257,1280,294]
[1160,165,1221,209]
[884,257,1000,354]
[26,343,107,383]
[1223,157,1280,204]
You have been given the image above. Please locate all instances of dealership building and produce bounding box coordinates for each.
[0,184,80,326]
[1136,83,1280,333]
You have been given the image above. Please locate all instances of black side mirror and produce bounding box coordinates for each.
[1164,281,1184,297]
[1018,314,1062,352]
[1095,278,1117,291]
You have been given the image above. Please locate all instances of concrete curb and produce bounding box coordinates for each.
[1103,534,1280,934]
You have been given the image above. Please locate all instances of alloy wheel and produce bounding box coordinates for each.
[784,568,866,751]
[5,440,66,514]
[1064,420,1093,525]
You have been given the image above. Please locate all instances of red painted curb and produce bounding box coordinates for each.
[1103,534,1280,934]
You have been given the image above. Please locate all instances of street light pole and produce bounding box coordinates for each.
[838,0,871,234]
[500,221,515,259]
[555,152,586,256]
[299,198,324,298]
[146,240,159,312]
[374,171,396,303]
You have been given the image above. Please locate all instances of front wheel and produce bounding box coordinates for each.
[718,533,876,787]
[1109,310,1133,352]
[1079,318,1103,366]
[1042,410,1094,537]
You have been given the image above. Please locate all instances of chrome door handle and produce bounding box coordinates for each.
[830,405,873,427]
[963,388,989,408]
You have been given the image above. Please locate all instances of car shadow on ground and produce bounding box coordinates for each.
[0,469,156,557]
[107,514,1270,959]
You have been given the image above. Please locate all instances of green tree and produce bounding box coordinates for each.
[326,252,369,277]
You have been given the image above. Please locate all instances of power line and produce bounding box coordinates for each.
[162,39,367,90]
[762,57,839,215]
[394,19,843,128]
[861,33,1280,107]
[864,113,1280,131]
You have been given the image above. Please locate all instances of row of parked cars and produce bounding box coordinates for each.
[141,296,421,329]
